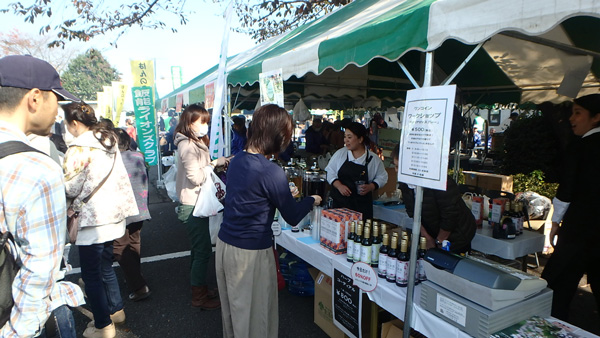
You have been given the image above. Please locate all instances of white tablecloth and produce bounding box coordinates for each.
[276,229,599,338]
[373,204,545,260]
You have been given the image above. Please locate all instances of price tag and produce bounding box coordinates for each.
[350,262,378,292]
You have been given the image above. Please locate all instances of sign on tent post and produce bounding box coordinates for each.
[398,85,456,191]
[259,69,284,108]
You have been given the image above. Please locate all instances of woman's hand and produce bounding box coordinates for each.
[311,195,323,206]
[333,181,351,196]
[211,156,230,168]
[358,183,376,196]
[549,222,560,248]
[289,184,300,198]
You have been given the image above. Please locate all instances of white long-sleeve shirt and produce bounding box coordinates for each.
[325,146,388,189]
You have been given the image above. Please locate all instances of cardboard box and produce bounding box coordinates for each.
[463,171,513,193]
[377,167,398,199]
[313,271,345,338]
[381,319,416,338]
[320,209,348,254]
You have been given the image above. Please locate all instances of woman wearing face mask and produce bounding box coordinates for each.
[541,94,600,322]
[174,104,229,310]
[325,122,388,219]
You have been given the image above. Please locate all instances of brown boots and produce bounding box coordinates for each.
[191,286,220,310]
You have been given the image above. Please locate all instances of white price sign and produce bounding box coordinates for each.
[398,85,456,190]
[350,262,378,292]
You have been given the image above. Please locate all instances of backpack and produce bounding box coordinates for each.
[0,141,44,327]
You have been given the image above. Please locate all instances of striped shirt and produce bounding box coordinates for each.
[0,121,84,338]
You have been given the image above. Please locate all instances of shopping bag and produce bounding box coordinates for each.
[209,212,223,245]
[192,166,226,218]
[162,159,178,202]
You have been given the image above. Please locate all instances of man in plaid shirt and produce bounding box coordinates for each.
[0,55,84,337]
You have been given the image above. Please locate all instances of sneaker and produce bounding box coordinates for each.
[87,309,126,328]
[83,322,115,338]
[128,285,151,302]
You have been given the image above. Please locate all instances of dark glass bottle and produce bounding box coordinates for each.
[360,227,372,264]
[417,236,427,283]
[353,223,363,263]
[396,238,409,287]
[378,234,389,278]
[346,222,356,263]
[370,226,380,268]
[386,236,398,283]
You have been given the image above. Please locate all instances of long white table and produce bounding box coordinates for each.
[276,229,599,338]
[373,204,545,261]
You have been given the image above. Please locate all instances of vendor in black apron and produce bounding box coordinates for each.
[325,122,388,219]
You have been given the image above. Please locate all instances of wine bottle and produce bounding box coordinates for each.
[353,223,363,263]
[360,226,372,264]
[386,236,398,283]
[417,236,427,283]
[346,222,356,263]
[501,200,516,239]
[371,225,381,268]
[378,234,389,278]
[396,238,409,287]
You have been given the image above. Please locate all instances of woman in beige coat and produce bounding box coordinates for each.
[174,104,229,309]
[63,102,138,338]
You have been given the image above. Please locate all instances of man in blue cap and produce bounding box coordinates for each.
[0,55,84,338]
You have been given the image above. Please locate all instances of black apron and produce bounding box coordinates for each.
[330,152,373,219]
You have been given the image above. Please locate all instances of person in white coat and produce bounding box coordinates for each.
[62,102,138,338]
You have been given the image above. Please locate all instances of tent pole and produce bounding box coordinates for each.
[442,42,484,85]
[397,61,421,89]
[403,51,433,338]
[224,86,232,157]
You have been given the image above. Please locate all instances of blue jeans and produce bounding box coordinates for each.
[79,242,123,329]
[40,305,76,338]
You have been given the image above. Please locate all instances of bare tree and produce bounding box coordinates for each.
[0,29,78,73]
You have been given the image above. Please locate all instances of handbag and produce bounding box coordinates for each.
[192,166,226,218]
[66,154,116,243]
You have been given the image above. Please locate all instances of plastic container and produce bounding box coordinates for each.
[287,260,314,296]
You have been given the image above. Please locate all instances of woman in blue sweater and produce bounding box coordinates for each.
[216,104,321,338]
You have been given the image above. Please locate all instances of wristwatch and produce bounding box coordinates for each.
[435,239,443,247]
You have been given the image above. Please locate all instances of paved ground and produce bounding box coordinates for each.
[63,165,599,337]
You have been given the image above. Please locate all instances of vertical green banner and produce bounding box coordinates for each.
[132,86,159,166]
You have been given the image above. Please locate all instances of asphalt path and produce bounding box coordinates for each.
[64,166,329,338]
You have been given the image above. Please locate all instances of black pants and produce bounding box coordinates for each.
[113,221,146,293]
[541,242,600,321]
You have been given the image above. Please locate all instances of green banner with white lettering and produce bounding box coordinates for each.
[131,86,159,166]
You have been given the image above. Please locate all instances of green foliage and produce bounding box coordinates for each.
[448,168,465,184]
[500,114,560,182]
[512,170,558,199]
[61,49,120,101]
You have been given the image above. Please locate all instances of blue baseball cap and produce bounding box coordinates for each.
[0,54,80,101]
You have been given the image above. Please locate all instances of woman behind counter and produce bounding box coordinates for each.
[392,144,476,254]
[216,104,322,338]
[325,122,388,219]
[541,94,600,322]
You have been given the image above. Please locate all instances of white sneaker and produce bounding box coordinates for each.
[83,322,115,338]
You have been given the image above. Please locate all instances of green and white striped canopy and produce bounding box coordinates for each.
[162,0,600,106]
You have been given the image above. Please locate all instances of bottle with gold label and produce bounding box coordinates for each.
[353,223,363,263]
[396,238,409,287]
[386,236,398,283]
[417,236,427,283]
[378,234,389,278]
[346,222,356,263]
[360,226,372,264]
[371,226,381,268]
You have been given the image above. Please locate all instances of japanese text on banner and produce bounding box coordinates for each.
[131,86,158,166]
[130,60,155,87]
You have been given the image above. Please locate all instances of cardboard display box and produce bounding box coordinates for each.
[313,270,345,338]
[463,171,513,193]
[381,319,417,338]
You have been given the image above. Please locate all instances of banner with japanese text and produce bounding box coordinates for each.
[102,86,113,119]
[112,81,128,125]
[130,59,158,166]
[131,86,158,166]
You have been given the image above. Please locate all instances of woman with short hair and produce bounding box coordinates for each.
[216,104,321,338]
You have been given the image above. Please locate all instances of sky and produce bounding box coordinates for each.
[0,1,257,99]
